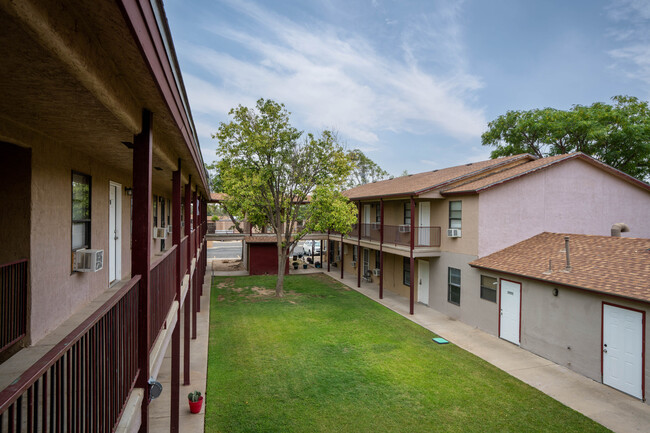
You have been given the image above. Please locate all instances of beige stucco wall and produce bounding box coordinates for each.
[431,196,478,256]
[514,277,649,402]
[429,251,498,335]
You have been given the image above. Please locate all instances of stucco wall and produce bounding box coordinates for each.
[514,277,649,402]
[430,196,478,256]
[30,141,133,343]
[478,159,650,257]
[429,252,498,334]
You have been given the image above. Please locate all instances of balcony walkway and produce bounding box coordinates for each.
[322,269,650,433]
[149,262,213,432]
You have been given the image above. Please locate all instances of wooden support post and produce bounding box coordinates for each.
[183,177,192,385]
[132,109,153,433]
[192,189,198,338]
[327,230,331,273]
[340,234,344,279]
[170,162,181,433]
[380,199,384,299]
[357,202,361,288]
[409,196,415,315]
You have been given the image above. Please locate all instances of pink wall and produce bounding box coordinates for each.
[478,159,650,257]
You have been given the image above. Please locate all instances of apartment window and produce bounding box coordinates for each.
[167,199,171,226]
[160,197,166,228]
[404,203,411,225]
[153,195,158,228]
[403,257,410,286]
[448,267,461,305]
[353,245,358,262]
[449,201,462,229]
[72,172,91,250]
[480,275,497,303]
[375,250,380,270]
[375,203,381,222]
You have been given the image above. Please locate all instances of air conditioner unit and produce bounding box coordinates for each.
[370,222,381,230]
[154,227,167,239]
[335,255,341,261]
[351,261,357,268]
[399,224,411,233]
[166,225,172,235]
[372,268,381,276]
[74,249,104,272]
[447,229,462,238]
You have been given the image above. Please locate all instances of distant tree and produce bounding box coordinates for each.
[205,162,245,233]
[346,149,389,188]
[482,96,650,181]
[214,99,357,296]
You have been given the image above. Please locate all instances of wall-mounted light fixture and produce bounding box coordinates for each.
[125,187,133,196]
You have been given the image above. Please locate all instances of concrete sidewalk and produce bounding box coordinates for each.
[323,270,650,433]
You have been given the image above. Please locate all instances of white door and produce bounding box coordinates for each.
[108,182,122,284]
[363,204,371,236]
[500,280,521,345]
[603,304,643,399]
[417,259,429,305]
[418,202,430,246]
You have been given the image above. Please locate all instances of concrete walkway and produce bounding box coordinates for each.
[149,268,212,432]
[322,270,650,433]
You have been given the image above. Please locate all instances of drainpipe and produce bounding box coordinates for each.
[564,236,571,272]
[409,196,415,315]
[379,198,384,300]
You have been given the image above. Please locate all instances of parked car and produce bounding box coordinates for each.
[303,240,321,255]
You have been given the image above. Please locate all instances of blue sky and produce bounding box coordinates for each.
[165,0,650,177]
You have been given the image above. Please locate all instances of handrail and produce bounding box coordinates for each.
[149,243,177,271]
[150,245,178,349]
[0,275,141,413]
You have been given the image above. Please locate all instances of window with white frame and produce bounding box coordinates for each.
[403,257,410,286]
[480,275,497,302]
[449,201,462,229]
[448,267,461,305]
[72,172,91,251]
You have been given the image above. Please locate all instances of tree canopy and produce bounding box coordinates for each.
[481,95,650,181]
[346,149,389,188]
[214,98,357,296]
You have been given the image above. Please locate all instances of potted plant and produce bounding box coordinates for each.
[188,390,203,414]
[292,261,299,270]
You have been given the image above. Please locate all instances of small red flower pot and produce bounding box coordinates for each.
[189,396,203,414]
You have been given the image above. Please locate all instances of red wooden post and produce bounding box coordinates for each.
[357,201,361,288]
[340,234,344,279]
[170,162,181,433]
[183,177,192,385]
[192,189,198,339]
[327,230,330,272]
[380,199,384,299]
[131,109,153,432]
[409,196,415,315]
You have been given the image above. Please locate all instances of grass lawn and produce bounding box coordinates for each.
[206,274,609,433]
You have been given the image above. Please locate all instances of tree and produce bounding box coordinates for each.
[482,96,650,181]
[214,99,358,296]
[205,162,246,232]
[346,149,389,188]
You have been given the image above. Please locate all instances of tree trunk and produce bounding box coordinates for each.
[275,243,286,297]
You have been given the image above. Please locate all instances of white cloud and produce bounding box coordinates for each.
[182,0,486,147]
[606,0,650,86]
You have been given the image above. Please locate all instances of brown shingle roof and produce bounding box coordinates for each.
[210,192,228,202]
[342,154,534,200]
[470,232,650,303]
[443,152,650,194]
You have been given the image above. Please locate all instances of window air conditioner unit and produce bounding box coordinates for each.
[154,227,167,239]
[74,249,104,272]
[447,229,462,238]
[399,224,411,233]
[370,222,381,230]
[351,261,357,268]
[372,268,381,276]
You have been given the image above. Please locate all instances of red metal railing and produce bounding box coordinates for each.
[0,276,140,432]
[1,260,28,355]
[359,223,381,242]
[349,224,359,238]
[414,226,441,247]
[383,224,412,246]
[149,246,177,349]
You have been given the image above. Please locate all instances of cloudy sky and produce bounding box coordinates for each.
[164,0,650,177]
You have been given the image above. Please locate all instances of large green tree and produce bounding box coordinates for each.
[482,95,650,181]
[346,149,389,188]
[214,99,357,296]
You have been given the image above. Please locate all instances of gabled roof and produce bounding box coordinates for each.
[443,152,650,195]
[470,232,650,303]
[343,154,534,200]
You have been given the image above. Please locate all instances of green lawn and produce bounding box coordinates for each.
[206,274,609,433]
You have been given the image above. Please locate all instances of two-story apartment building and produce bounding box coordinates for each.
[329,152,650,337]
[0,1,209,431]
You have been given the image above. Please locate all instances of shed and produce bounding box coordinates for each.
[246,236,289,275]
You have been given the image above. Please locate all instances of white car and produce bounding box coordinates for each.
[302,240,321,255]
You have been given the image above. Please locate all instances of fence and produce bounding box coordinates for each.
[1,260,28,355]
[149,246,177,349]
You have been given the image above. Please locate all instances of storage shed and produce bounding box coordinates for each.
[246,236,290,275]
